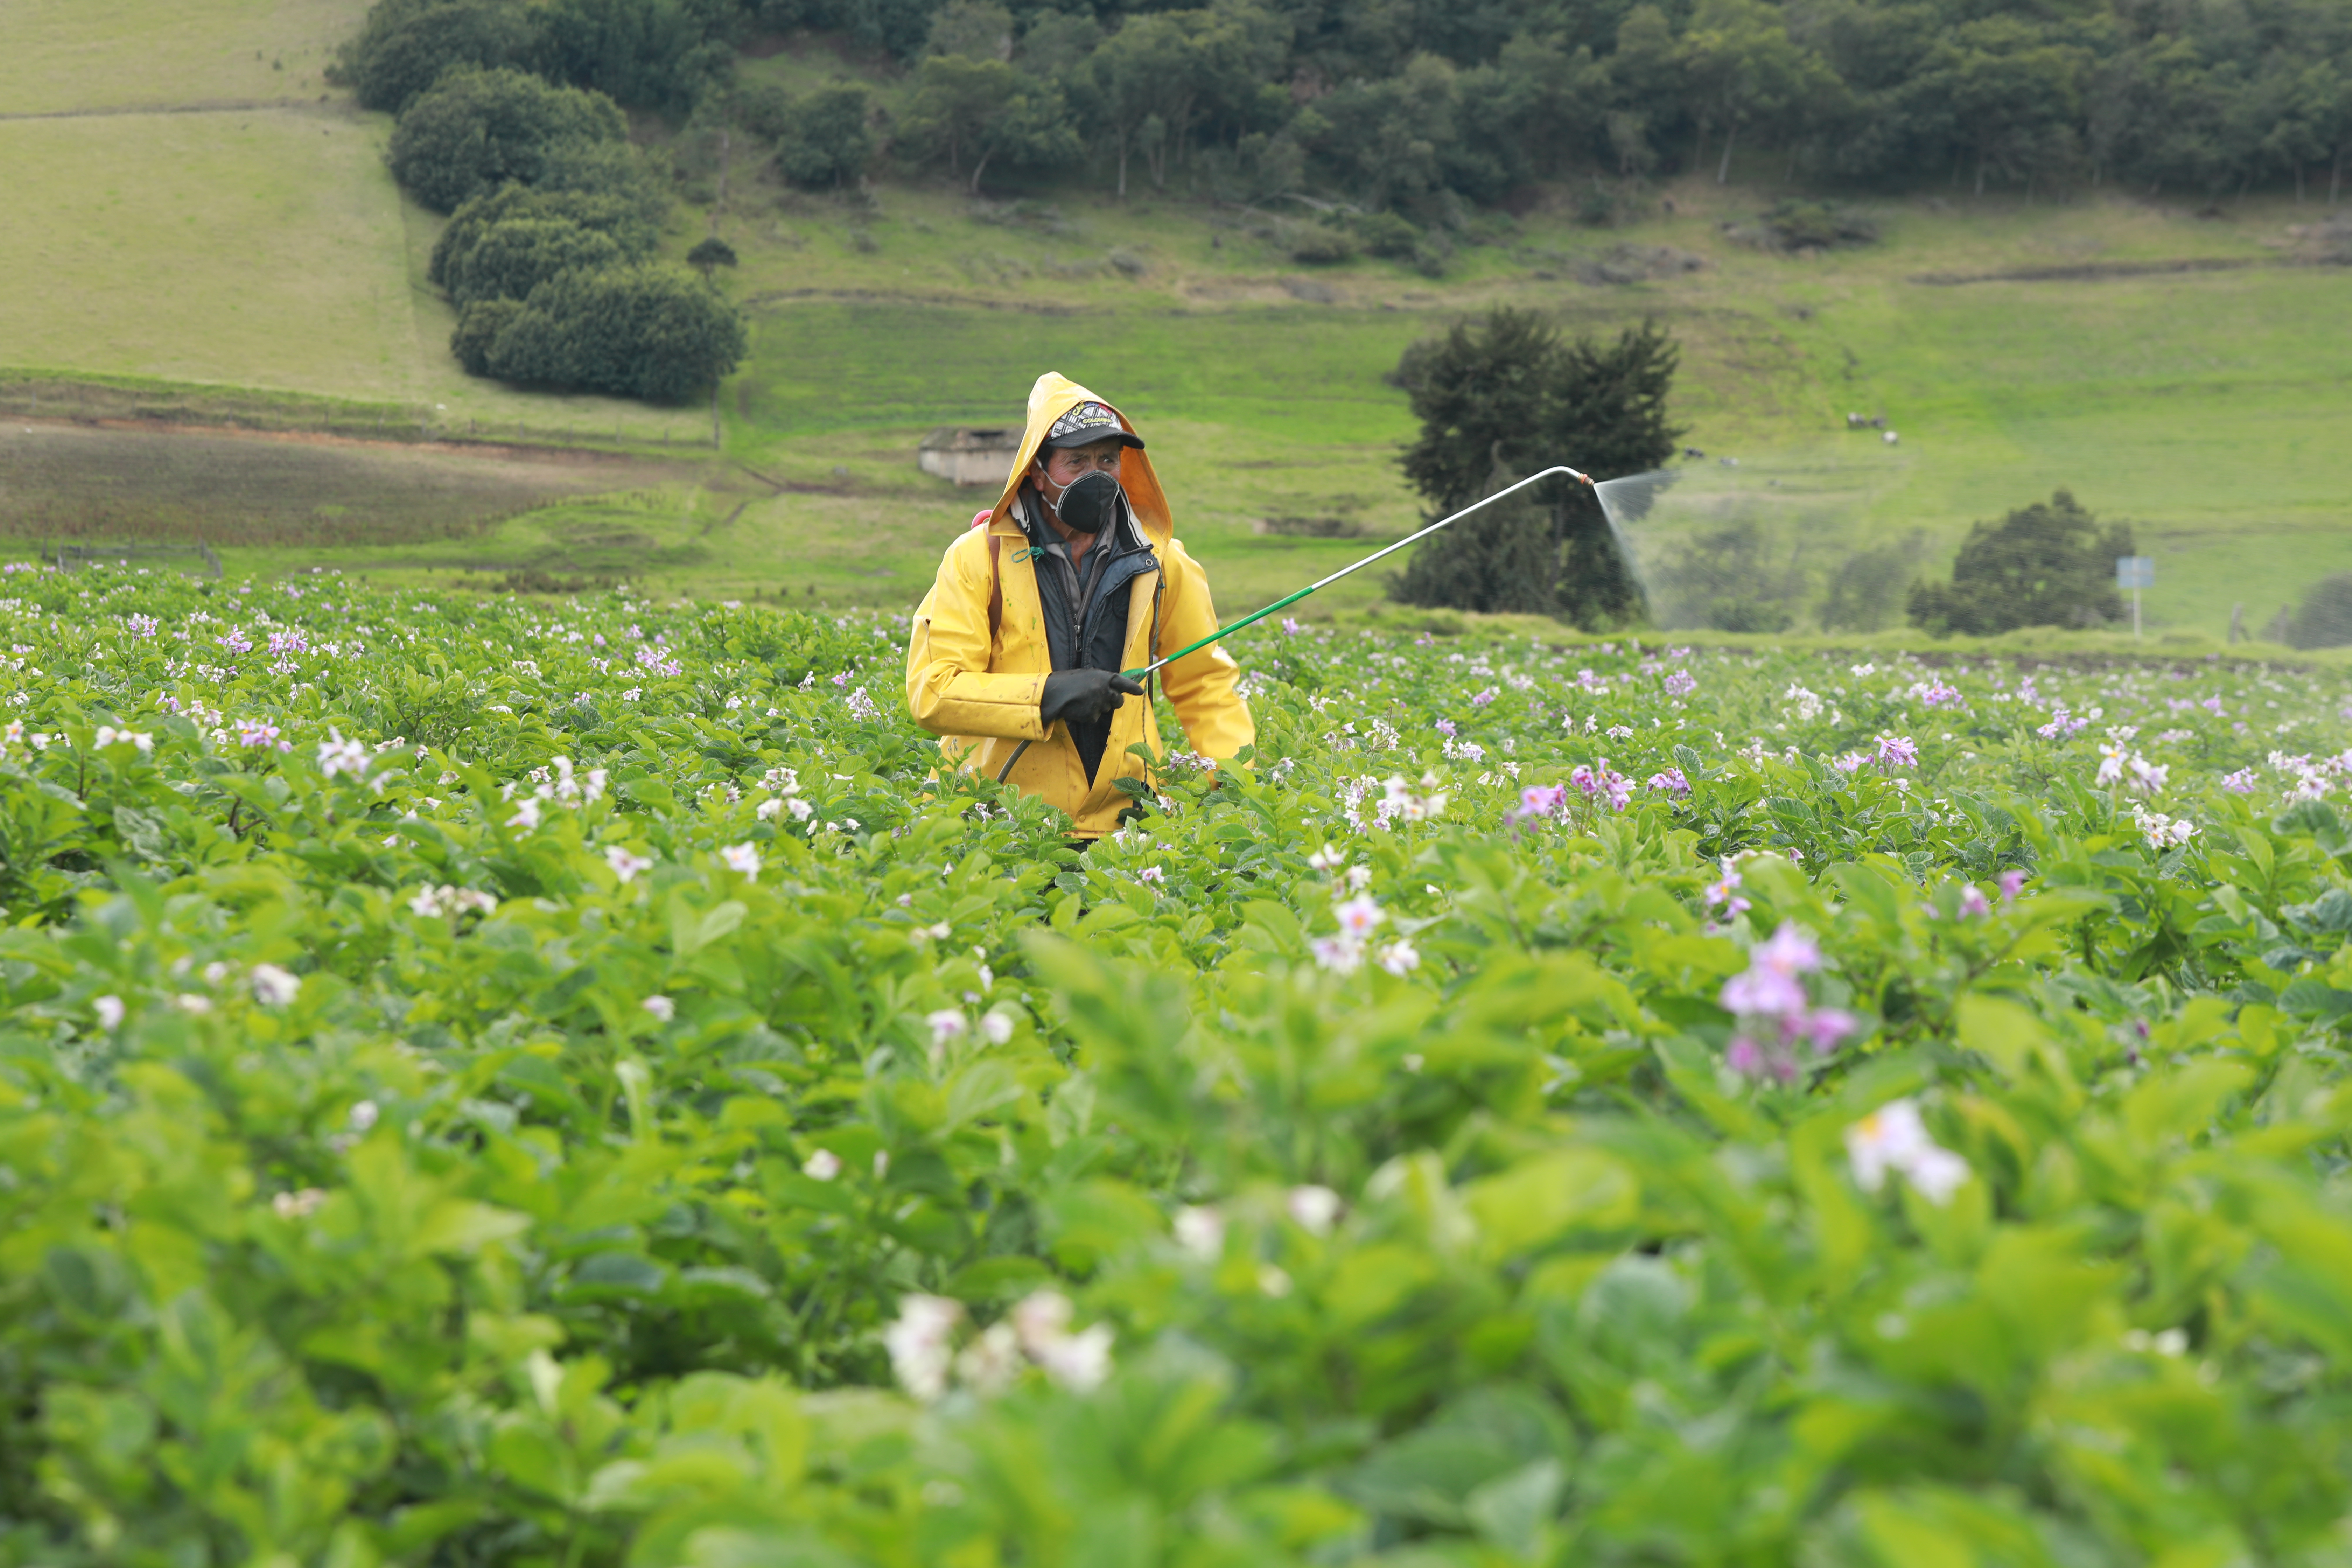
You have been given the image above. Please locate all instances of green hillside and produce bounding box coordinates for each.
[2,3,2348,639]
[668,169,2352,635]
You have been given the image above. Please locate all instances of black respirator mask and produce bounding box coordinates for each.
[1046,469,1124,535]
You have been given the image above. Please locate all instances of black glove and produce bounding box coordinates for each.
[1040,668,1144,728]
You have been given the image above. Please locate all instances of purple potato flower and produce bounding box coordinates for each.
[1719,923,1855,1082]
[1508,784,1568,827]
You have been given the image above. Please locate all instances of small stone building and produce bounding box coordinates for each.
[917,426,1022,487]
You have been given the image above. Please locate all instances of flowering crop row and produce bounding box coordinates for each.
[2,565,2352,1567]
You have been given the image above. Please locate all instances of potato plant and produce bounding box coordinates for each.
[2,566,2351,1568]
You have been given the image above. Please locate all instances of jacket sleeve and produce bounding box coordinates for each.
[905,533,1048,742]
[1153,538,1256,762]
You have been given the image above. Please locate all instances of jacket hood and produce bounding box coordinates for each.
[986,372,1172,546]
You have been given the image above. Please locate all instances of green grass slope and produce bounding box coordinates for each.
[0,110,417,391]
[5,0,355,113]
[707,173,2352,633]
[0,0,709,443]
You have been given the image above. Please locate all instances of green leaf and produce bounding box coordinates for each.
[413,1199,532,1256]
[1462,1150,1639,1261]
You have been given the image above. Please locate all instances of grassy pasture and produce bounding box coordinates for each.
[0,110,417,394]
[0,108,712,440]
[0,0,355,114]
[702,174,2352,635]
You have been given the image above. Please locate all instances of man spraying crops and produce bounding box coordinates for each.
[905,372,1253,838]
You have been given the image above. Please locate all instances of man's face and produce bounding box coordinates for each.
[1037,439,1123,494]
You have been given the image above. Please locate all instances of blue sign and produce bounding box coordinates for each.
[2116,556,2155,590]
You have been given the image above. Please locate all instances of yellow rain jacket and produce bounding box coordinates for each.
[906,372,1254,837]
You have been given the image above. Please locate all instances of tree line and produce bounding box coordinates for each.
[884,0,2352,211]
[346,0,2352,222]
[342,0,2350,396]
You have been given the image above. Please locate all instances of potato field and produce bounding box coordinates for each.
[4,566,2352,1567]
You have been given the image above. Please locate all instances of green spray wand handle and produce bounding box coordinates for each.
[1123,463,1591,682]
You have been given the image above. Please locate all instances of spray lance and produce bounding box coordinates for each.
[1121,463,1595,683]
[987,464,1597,784]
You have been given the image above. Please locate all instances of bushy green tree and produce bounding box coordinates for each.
[530,0,736,114]
[332,0,532,112]
[430,184,662,299]
[1293,54,1517,214]
[737,83,874,187]
[1389,309,1684,629]
[687,235,740,276]
[534,137,673,227]
[344,0,2352,221]
[1089,5,1288,197]
[449,296,525,374]
[744,0,951,60]
[925,0,1011,61]
[457,264,747,401]
[900,55,1080,195]
[1678,0,1830,184]
[387,67,628,213]
[449,219,627,308]
[732,78,794,143]
[1352,210,1423,258]
[1020,11,1102,76]
[1906,490,2132,636]
[1490,33,1612,178]
[1910,17,2088,196]
[784,86,875,185]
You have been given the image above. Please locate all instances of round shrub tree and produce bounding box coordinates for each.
[2289,574,2352,649]
[446,218,625,308]
[686,236,739,280]
[449,297,524,375]
[332,0,532,112]
[773,85,876,188]
[528,0,733,114]
[472,264,747,401]
[1906,490,2132,636]
[430,186,659,298]
[387,66,627,213]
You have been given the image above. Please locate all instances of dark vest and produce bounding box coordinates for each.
[1013,483,1159,782]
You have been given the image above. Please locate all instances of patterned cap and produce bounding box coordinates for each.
[1042,400,1145,450]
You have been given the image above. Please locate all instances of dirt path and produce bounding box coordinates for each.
[0,98,335,122]
[0,419,714,549]
[1909,257,2267,286]
[9,413,696,471]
